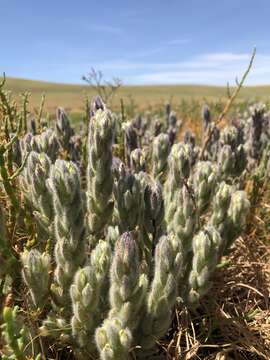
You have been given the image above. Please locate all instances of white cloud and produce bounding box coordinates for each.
[13,50,269,85]
[94,51,270,85]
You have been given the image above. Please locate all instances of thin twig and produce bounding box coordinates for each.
[37,93,45,131]
[200,47,256,159]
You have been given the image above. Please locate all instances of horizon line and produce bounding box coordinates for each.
[2,75,270,88]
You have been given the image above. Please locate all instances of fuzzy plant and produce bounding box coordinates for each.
[137,233,181,350]
[55,107,74,151]
[217,145,234,179]
[210,182,250,253]
[177,181,249,306]
[20,133,33,155]
[152,117,163,137]
[117,171,165,272]
[0,88,259,360]
[55,108,82,164]
[130,148,146,173]
[206,124,220,161]
[201,104,211,134]
[70,266,101,355]
[12,137,22,167]
[182,184,250,307]
[168,185,196,268]
[200,104,220,162]
[108,232,148,328]
[167,111,179,145]
[220,126,242,153]
[260,112,270,151]
[30,118,37,135]
[70,240,111,356]
[21,249,51,310]
[89,239,112,317]
[218,125,247,180]
[132,115,147,139]
[96,232,148,360]
[31,129,59,162]
[20,151,53,240]
[106,225,120,249]
[254,142,270,180]
[47,159,86,314]
[86,105,114,244]
[225,191,250,248]
[210,182,232,243]
[184,129,196,148]
[123,121,138,166]
[168,110,178,128]
[113,163,145,233]
[164,101,171,125]
[142,175,164,245]
[69,134,82,163]
[95,317,132,360]
[164,143,191,226]
[183,129,199,165]
[152,133,171,179]
[193,161,217,214]
[246,103,266,160]
[243,103,270,172]
[186,226,222,305]
[90,95,106,116]
[20,129,59,162]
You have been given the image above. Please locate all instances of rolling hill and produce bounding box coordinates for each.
[2,76,270,114]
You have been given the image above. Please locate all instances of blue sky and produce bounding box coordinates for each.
[1,0,270,85]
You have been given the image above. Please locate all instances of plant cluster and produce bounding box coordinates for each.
[0,77,269,360]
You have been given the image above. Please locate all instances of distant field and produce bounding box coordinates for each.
[2,76,270,114]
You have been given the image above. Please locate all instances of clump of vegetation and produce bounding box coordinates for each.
[0,58,270,360]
